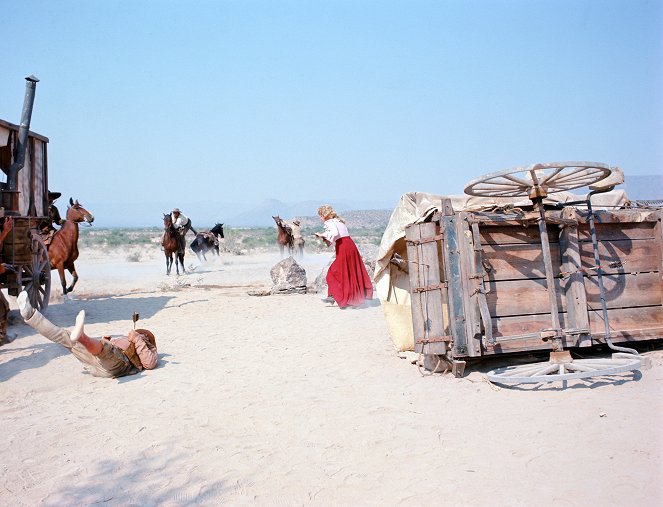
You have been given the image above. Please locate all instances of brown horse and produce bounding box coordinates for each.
[47,198,94,296]
[272,215,294,258]
[162,213,185,275]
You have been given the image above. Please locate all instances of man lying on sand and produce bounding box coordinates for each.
[17,291,158,378]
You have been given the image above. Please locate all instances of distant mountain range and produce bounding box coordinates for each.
[90,197,396,228]
[86,174,662,228]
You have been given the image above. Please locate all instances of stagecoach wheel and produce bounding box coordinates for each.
[464,162,613,198]
[21,231,51,311]
[485,353,646,385]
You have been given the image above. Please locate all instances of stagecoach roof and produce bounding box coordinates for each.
[0,118,49,143]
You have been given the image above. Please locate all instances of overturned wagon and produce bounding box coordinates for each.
[0,76,51,315]
[379,163,661,381]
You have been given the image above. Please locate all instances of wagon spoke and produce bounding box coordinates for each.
[464,162,612,197]
[538,167,564,185]
[20,231,52,311]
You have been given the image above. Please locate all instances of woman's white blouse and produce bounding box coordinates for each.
[322,218,350,243]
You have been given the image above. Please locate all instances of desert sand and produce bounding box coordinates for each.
[1,245,662,506]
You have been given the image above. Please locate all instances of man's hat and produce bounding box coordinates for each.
[172,208,181,213]
[135,328,157,349]
[292,220,301,226]
[123,328,157,371]
[48,191,61,200]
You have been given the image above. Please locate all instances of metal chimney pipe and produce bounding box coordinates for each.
[7,75,39,192]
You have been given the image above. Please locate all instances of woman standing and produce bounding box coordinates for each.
[315,204,373,308]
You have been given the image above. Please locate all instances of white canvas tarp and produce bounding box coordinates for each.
[375,189,631,351]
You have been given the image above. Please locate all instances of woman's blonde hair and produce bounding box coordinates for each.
[317,204,345,223]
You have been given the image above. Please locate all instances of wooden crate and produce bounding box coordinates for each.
[406,206,663,360]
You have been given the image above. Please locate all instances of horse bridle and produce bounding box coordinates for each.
[69,205,93,225]
[164,216,177,232]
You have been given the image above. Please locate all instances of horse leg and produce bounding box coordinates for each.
[174,251,183,275]
[65,263,78,293]
[57,265,68,296]
[165,252,172,275]
[179,252,186,273]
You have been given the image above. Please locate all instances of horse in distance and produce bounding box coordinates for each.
[162,213,185,275]
[47,198,94,296]
[191,223,224,262]
[272,215,294,258]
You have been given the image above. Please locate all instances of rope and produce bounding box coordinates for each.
[416,352,448,377]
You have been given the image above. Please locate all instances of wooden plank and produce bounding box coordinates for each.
[578,238,659,273]
[576,209,660,225]
[471,221,495,349]
[485,307,661,350]
[482,242,559,280]
[484,334,557,355]
[491,312,568,339]
[577,222,656,242]
[457,213,481,357]
[470,209,570,226]
[406,222,428,355]
[590,326,663,344]
[559,207,591,346]
[584,271,662,308]
[481,326,663,355]
[27,137,37,216]
[655,212,663,308]
[479,223,559,245]
[405,222,447,355]
[486,278,566,316]
[588,305,663,334]
[486,272,661,317]
[34,140,47,216]
[482,236,658,281]
[440,215,469,358]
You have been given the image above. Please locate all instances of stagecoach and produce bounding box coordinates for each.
[0,76,52,312]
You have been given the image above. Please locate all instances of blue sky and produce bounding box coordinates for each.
[1,0,661,226]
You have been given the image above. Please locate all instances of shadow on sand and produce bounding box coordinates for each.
[0,295,175,382]
[33,452,228,506]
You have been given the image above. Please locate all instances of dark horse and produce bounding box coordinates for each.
[162,213,185,275]
[47,198,94,296]
[272,216,294,258]
[190,223,224,262]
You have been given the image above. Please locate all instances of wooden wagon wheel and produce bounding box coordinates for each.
[464,162,612,198]
[20,230,51,311]
[486,353,647,385]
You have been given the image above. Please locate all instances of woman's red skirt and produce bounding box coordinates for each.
[326,236,373,308]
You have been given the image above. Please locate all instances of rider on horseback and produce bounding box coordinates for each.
[171,208,197,253]
[40,191,64,246]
